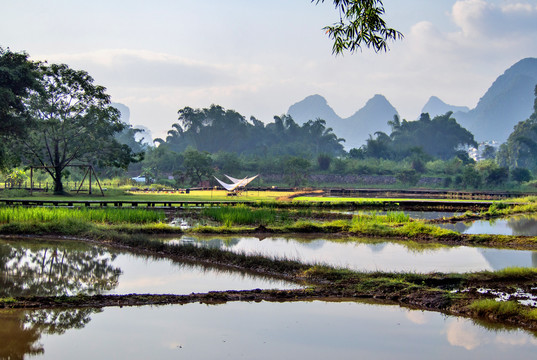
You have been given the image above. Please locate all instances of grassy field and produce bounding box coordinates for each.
[292,196,494,203]
[5,189,296,202]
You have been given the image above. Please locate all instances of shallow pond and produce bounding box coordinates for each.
[164,235,537,273]
[2,301,536,359]
[441,214,537,236]
[0,238,299,297]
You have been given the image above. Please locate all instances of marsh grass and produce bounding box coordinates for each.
[469,299,522,318]
[0,206,166,224]
[201,204,286,226]
[469,267,537,281]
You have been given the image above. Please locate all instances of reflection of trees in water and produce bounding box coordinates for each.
[508,216,537,236]
[0,240,122,297]
[438,222,472,233]
[0,307,100,360]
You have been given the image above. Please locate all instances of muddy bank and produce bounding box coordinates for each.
[3,277,537,333]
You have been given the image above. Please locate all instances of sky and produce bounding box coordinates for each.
[2,0,537,141]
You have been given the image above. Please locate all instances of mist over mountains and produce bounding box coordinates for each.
[287,94,397,150]
[288,57,537,149]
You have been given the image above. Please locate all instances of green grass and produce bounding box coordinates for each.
[0,206,166,224]
[201,204,286,226]
[12,189,294,202]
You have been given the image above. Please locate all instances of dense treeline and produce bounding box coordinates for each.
[355,112,477,160]
[154,105,345,157]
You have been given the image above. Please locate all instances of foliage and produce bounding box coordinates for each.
[360,113,477,161]
[313,0,403,54]
[511,167,532,183]
[201,204,284,226]
[5,168,28,187]
[0,48,40,170]
[182,147,214,186]
[155,105,345,159]
[0,206,165,224]
[497,85,537,171]
[317,154,332,171]
[460,166,482,189]
[14,63,142,194]
[396,169,420,186]
[284,156,311,187]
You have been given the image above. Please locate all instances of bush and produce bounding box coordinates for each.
[396,169,420,186]
[511,167,532,183]
[484,167,509,186]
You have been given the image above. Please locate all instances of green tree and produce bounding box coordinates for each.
[496,85,537,171]
[314,0,403,54]
[0,48,40,170]
[16,63,141,194]
[182,147,214,186]
[511,167,532,183]
[396,169,420,186]
[317,154,332,171]
[284,157,311,187]
[461,165,482,189]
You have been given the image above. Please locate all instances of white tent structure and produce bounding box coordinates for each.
[213,174,259,192]
[225,175,258,187]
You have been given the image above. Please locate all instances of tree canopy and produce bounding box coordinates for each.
[314,0,403,54]
[0,48,40,169]
[15,63,142,193]
[154,104,345,158]
[497,85,537,171]
[360,112,478,160]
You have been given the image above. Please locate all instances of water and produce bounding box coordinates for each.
[164,235,537,273]
[3,301,536,359]
[441,214,537,236]
[0,238,299,297]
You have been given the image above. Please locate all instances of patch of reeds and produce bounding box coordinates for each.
[469,299,522,318]
[468,267,537,282]
[0,206,166,224]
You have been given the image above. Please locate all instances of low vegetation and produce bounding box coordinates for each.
[0,206,166,224]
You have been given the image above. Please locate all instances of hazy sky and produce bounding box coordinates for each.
[2,0,537,140]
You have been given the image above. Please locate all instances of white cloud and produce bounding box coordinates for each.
[446,319,487,350]
[452,0,537,38]
[37,49,237,88]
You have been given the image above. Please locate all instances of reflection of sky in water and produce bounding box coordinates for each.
[107,253,300,294]
[168,236,537,273]
[36,301,537,360]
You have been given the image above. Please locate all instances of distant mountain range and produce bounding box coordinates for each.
[287,57,537,149]
[287,94,398,150]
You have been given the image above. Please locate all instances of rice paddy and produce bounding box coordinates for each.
[0,206,166,224]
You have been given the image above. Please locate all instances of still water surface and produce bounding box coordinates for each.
[3,301,536,359]
[165,235,537,273]
[0,238,298,297]
[441,214,537,236]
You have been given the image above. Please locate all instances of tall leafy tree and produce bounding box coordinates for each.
[17,63,141,194]
[0,47,40,169]
[182,147,214,186]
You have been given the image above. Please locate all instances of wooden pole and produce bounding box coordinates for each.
[89,169,92,195]
[91,166,105,196]
[30,167,33,195]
